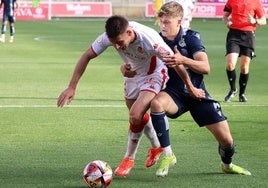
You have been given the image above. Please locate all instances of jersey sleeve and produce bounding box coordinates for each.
[255,0,265,18]
[129,21,174,59]
[224,0,232,12]
[154,40,174,59]
[151,31,174,59]
[91,32,112,55]
[185,30,206,56]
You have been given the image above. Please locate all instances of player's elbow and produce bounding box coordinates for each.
[201,63,210,74]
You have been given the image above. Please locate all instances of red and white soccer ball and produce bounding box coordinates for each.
[83,160,113,188]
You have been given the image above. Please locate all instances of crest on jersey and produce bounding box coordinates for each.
[154,43,170,55]
[137,46,144,53]
[194,32,201,40]
[179,38,186,47]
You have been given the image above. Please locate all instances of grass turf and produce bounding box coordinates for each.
[0,18,267,188]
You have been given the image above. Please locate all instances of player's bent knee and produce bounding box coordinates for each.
[150,98,164,111]
[130,122,145,133]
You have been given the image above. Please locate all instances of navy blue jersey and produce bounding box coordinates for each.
[1,0,16,16]
[160,28,206,94]
[160,28,227,126]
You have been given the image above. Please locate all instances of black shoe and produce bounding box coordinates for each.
[239,94,248,102]
[224,89,237,102]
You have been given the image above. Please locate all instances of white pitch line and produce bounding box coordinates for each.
[0,104,125,108]
[0,104,267,108]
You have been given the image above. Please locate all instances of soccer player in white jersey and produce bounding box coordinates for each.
[57,15,203,177]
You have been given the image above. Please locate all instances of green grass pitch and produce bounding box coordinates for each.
[0,18,267,188]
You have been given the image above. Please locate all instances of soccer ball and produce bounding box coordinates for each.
[83,160,113,188]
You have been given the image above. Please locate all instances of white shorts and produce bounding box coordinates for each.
[124,68,169,100]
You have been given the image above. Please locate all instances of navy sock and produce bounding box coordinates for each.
[218,144,235,164]
[150,112,170,147]
[10,26,15,36]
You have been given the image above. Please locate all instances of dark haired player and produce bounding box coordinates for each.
[57,15,201,177]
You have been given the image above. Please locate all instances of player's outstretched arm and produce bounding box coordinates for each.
[57,47,98,107]
[57,87,76,107]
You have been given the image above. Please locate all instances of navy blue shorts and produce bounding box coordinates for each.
[2,13,15,23]
[226,29,255,58]
[164,88,227,127]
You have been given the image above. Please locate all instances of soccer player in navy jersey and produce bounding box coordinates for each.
[0,0,18,43]
[150,1,251,177]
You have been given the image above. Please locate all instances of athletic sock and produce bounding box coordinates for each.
[10,25,15,36]
[124,129,143,159]
[218,144,235,165]
[124,113,150,159]
[163,145,173,157]
[239,73,249,95]
[151,111,173,156]
[226,69,236,91]
[143,117,161,148]
[150,111,170,148]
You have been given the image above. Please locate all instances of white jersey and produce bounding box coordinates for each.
[91,21,173,76]
[91,21,173,99]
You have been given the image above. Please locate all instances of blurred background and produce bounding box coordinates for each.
[6,0,268,20]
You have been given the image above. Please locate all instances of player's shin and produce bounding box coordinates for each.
[125,129,143,159]
[10,26,15,36]
[143,116,160,148]
[1,24,6,32]
[218,144,235,166]
[125,113,149,159]
[151,111,172,156]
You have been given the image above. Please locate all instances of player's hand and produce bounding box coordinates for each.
[248,14,256,24]
[163,46,185,67]
[226,21,232,28]
[57,87,75,107]
[188,87,206,100]
[121,63,137,78]
[223,15,232,28]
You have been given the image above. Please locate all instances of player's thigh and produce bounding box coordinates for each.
[151,91,178,115]
[125,98,136,110]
